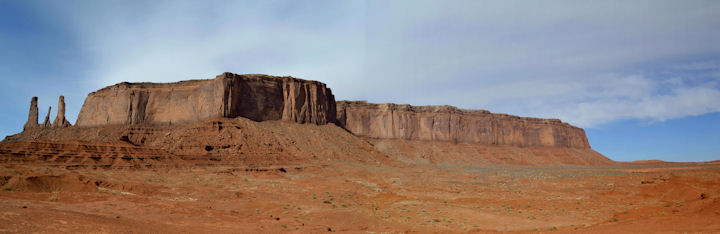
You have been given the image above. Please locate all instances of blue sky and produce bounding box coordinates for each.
[1,0,719,162]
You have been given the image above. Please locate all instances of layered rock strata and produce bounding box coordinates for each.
[336,101,590,148]
[75,73,336,127]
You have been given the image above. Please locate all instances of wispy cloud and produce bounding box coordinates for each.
[548,78,720,127]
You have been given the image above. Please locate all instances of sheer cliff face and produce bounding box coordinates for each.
[76,73,336,127]
[220,73,336,124]
[336,101,590,148]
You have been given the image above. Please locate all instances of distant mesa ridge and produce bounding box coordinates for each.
[22,72,590,149]
[336,101,590,148]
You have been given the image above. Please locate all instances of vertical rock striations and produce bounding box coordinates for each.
[281,77,336,124]
[336,101,591,148]
[52,96,72,128]
[23,97,39,130]
[218,73,336,124]
[76,73,336,127]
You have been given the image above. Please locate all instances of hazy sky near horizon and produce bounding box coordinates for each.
[1,0,719,162]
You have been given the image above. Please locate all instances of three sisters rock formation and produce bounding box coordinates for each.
[23,96,72,131]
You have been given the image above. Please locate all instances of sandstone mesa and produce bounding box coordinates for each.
[337,101,589,148]
[25,73,588,149]
[7,72,609,166]
[75,72,336,126]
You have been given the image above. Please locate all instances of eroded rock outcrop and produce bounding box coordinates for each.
[76,73,336,127]
[23,97,39,130]
[53,96,72,128]
[336,101,590,148]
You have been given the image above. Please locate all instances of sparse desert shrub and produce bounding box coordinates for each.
[48,193,59,201]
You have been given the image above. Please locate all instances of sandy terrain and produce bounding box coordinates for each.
[1,160,718,233]
[1,118,718,233]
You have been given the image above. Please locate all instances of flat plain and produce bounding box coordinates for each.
[1,157,717,233]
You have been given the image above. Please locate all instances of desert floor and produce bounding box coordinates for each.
[1,161,718,233]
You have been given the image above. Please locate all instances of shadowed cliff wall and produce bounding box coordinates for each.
[336,101,590,148]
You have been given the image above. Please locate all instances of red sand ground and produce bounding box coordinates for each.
[1,162,718,233]
[0,119,718,233]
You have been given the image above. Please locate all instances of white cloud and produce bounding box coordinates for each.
[553,86,720,127]
[502,74,720,127]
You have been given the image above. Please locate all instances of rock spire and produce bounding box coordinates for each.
[42,106,52,128]
[52,96,71,128]
[23,97,39,130]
